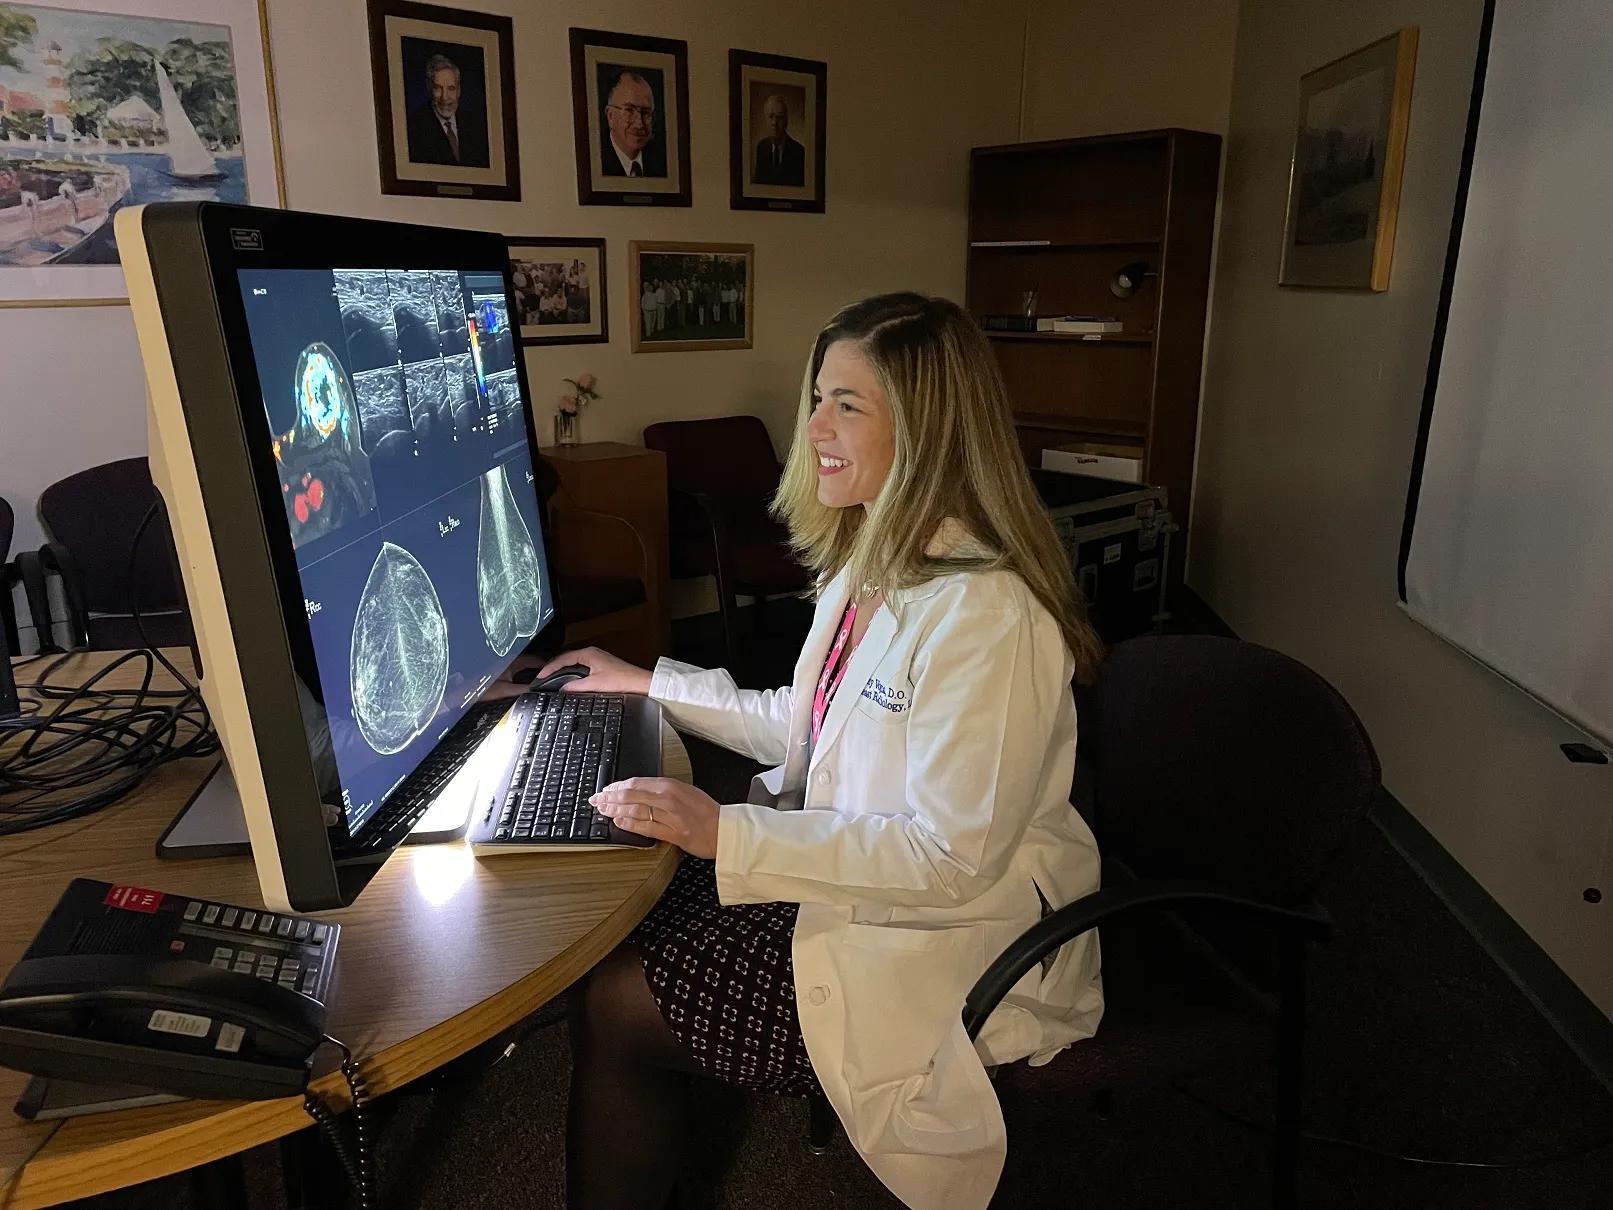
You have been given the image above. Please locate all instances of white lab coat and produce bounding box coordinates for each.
[647,524,1104,1210]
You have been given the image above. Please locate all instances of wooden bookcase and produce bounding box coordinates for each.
[966,129,1222,574]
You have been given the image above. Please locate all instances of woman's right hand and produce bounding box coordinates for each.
[537,646,654,696]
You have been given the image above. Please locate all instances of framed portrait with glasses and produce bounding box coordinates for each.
[569,27,691,207]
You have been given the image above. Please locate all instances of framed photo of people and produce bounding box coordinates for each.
[366,0,521,201]
[629,241,753,353]
[728,49,826,213]
[569,28,691,207]
[0,0,285,308]
[507,237,608,346]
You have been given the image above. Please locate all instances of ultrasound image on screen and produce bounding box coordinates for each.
[237,266,554,835]
[332,270,399,373]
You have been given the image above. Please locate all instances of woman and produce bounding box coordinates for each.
[546,293,1105,1210]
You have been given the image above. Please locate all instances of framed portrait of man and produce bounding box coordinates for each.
[507,237,608,346]
[569,28,691,207]
[629,241,753,353]
[366,0,520,201]
[729,50,826,213]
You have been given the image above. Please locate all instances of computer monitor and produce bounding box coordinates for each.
[117,202,559,912]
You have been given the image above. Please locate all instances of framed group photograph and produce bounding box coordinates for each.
[569,27,691,207]
[0,0,284,308]
[507,237,607,346]
[366,0,520,201]
[629,241,753,353]
[1279,26,1418,291]
[729,50,826,213]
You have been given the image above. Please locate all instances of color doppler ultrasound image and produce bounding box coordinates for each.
[270,341,377,548]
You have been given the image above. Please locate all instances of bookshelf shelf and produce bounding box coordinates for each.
[1014,412,1148,440]
[986,331,1155,345]
[966,128,1221,586]
[969,237,1163,250]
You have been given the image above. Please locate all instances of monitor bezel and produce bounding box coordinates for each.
[194,203,560,844]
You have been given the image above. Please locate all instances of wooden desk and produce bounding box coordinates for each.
[0,652,685,1208]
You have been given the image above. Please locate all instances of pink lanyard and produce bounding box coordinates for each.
[811,600,859,745]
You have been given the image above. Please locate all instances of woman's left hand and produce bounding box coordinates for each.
[591,778,720,859]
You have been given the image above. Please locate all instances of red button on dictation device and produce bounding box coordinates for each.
[104,885,164,913]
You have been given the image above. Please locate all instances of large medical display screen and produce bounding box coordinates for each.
[237,267,552,835]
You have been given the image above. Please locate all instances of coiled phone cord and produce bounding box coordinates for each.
[303,1035,375,1208]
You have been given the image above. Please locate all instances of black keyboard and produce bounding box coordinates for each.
[467,690,657,851]
[491,691,624,844]
[344,698,510,852]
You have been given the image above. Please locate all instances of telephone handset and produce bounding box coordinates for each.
[0,879,341,1103]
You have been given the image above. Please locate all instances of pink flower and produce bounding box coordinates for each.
[576,372,596,392]
[559,395,580,415]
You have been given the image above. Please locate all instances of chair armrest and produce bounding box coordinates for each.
[551,500,650,584]
[961,879,1332,1040]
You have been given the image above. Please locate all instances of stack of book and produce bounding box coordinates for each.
[979,314,1125,335]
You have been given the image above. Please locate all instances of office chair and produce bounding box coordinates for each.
[642,417,810,668]
[36,457,191,650]
[1,495,20,654]
[806,635,1379,1209]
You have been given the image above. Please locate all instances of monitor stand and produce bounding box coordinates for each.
[156,760,474,859]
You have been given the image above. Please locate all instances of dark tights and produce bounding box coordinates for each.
[566,941,704,1209]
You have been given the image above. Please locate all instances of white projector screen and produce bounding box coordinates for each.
[1400,0,1613,748]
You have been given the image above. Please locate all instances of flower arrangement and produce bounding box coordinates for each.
[555,372,599,445]
[559,372,600,415]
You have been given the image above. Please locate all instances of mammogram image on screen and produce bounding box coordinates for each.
[477,463,542,656]
[272,342,377,549]
[333,270,401,373]
[349,540,449,754]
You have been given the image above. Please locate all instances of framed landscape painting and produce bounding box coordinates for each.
[1279,27,1418,291]
[0,0,283,306]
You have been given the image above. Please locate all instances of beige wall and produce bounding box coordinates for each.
[0,0,1023,576]
[1192,0,1613,1016]
[1018,0,1240,140]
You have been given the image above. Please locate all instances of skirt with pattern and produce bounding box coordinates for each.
[630,856,823,1097]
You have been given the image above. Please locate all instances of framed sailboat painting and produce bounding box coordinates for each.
[0,0,284,306]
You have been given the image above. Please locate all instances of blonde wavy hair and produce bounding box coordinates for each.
[774,292,1103,682]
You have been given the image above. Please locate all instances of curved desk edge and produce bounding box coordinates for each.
[6,842,679,1208]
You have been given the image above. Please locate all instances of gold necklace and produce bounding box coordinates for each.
[859,579,882,599]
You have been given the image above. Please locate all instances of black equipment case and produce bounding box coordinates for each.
[1030,469,1175,643]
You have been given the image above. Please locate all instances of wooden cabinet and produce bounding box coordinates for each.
[541,442,670,658]
[966,129,1221,581]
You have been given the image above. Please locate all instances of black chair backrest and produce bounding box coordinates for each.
[644,416,783,498]
[1,495,12,565]
[37,457,182,615]
[1079,635,1380,905]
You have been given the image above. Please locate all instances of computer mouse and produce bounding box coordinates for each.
[525,663,590,693]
